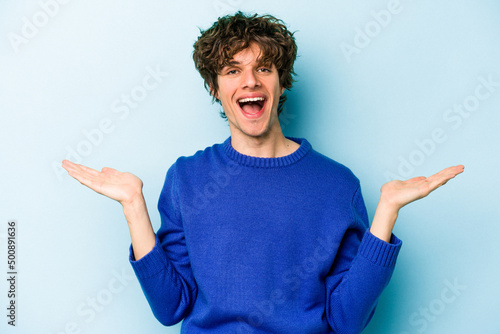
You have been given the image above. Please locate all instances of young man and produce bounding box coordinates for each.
[62,12,464,333]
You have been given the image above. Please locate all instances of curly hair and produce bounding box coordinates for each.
[193,11,298,118]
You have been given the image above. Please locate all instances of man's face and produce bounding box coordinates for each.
[214,43,284,140]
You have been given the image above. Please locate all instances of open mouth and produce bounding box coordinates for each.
[237,97,266,117]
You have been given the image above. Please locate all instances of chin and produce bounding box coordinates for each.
[238,115,279,139]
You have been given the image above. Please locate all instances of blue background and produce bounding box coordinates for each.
[1,1,499,333]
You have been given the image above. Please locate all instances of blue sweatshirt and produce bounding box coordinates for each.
[129,137,402,333]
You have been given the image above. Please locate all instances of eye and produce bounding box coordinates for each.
[258,67,271,73]
[227,69,238,75]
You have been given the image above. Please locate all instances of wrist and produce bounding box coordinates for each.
[370,200,400,243]
[121,191,145,209]
[121,193,147,223]
[376,197,400,217]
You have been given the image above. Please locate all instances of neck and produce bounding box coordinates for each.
[230,123,299,158]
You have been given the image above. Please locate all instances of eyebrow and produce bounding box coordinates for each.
[224,59,271,67]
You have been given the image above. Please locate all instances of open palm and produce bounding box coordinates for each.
[62,160,143,206]
[381,165,465,211]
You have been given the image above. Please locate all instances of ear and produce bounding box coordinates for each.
[280,87,285,95]
[209,84,219,100]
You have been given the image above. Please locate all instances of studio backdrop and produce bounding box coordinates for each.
[1,1,499,333]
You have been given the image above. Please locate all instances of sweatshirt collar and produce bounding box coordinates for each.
[222,136,311,168]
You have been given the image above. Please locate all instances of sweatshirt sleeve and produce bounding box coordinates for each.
[325,185,402,334]
[129,164,197,326]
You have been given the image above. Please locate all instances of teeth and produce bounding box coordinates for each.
[238,97,265,103]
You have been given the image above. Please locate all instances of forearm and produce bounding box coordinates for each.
[122,194,156,260]
[370,199,399,243]
[327,230,402,332]
[127,190,197,326]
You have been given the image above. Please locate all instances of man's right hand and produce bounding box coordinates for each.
[62,160,156,259]
[62,160,143,207]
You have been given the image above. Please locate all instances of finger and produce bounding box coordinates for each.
[67,168,97,189]
[437,165,464,182]
[406,176,427,183]
[62,161,98,183]
[62,159,77,172]
[449,164,465,176]
[425,165,464,190]
[426,165,463,181]
[62,161,84,176]
[71,163,101,177]
[101,167,118,174]
[437,165,464,176]
[62,160,82,171]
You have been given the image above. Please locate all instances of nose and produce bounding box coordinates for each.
[241,69,261,89]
